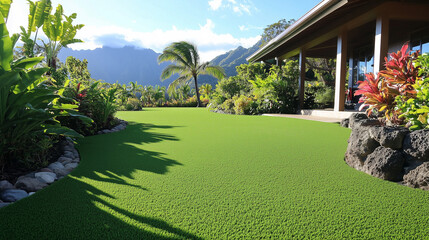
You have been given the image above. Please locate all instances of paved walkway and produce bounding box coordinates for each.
[262,114,344,123]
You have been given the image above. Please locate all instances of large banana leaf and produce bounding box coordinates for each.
[28,0,51,32]
[11,56,44,70]
[43,4,62,41]
[33,0,51,29]
[0,0,12,20]
[0,10,12,71]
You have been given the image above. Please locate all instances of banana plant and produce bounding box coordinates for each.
[0,0,12,23]
[0,11,90,169]
[42,4,84,70]
[19,0,52,58]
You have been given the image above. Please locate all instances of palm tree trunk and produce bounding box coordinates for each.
[194,75,202,107]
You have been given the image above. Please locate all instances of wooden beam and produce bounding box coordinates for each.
[298,48,306,110]
[374,15,389,74]
[334,31,347,112]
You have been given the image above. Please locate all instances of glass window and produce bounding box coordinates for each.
[422,42,429,54]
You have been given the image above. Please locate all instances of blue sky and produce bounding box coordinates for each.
[8,0,320,61]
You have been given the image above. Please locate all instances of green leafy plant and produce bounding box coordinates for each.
[42,4,84,70]
[0,12,90,169]
[125,97,142,111]
[233,95,253,115]
[396,54,429,130]
[355,43,419,122]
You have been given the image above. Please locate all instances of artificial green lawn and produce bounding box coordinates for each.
[1,108,428,239]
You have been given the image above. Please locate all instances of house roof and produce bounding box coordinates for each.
[248,0,429,63]
[247,0,348,62]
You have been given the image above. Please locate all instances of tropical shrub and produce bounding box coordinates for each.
[215,76,251,99]
[125,97,142,111]
[395,54,429,130]
[0,15,89,170]
[355,43,419,122]
[211,61,299,115]
[233,95,253,115]
[219,99,235,114]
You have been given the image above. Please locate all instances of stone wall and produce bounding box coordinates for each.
[343,113,429,190]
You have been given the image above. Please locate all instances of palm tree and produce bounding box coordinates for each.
[158,41,225,107]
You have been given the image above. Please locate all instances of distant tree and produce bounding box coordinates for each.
[66,56,91,81]
[199,83,213,98]
[158,41,226,107]
[261,19,336,84]
[178,84,192,100]
[260,19,295,47]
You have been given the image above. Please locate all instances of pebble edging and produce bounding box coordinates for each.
[0,119,128,208]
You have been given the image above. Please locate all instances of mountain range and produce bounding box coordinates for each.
[58,41,261,88]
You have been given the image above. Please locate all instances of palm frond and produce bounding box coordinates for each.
[160,64,188,80]
[158,50,190,68]
[168,42,196,67]
[201,65,226,80]
[167,74,192,95]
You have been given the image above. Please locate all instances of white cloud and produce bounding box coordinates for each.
[7,1,28,34]
[72,19,259,61]
[208,0,256,15]
[7,1,259,62]
[208,0,223,10]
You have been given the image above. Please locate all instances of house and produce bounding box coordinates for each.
[247,0,429,116]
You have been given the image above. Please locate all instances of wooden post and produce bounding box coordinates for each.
[298,49,306,110]
[374,15,389,74]
[334,31,347,112]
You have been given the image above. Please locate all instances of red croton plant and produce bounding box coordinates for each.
[355,43,419,124]
[72,82,87,102]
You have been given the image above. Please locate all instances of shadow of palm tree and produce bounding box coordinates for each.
[0,122,202,239]
[73,122,182,190]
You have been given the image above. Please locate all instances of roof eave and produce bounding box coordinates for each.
[247,0,347,63]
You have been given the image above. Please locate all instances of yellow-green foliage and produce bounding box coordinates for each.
[233,95,253,115]
[125,98,142,111]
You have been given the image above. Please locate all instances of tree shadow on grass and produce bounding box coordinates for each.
[73,122,183,190]
[0,122,202,239]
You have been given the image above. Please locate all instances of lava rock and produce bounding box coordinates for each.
[1,189,28,202]
[403,162,429,190]
[35,172,57,184]
[369,126,409,150]
[363,146,405,181]
[345,128,380,170]
[15,177,47,192]
[0,180,14,191]
[340,118,349,128]
[403,129,429,162]
[348,113,381,129]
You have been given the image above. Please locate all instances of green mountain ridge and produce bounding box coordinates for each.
[58,41,261,88]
